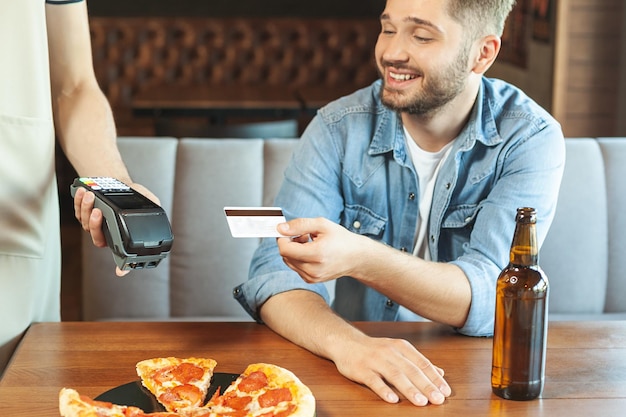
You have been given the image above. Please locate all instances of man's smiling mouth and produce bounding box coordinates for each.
[389,71,417,81]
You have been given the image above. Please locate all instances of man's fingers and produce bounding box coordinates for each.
[360,371,400,404]
[73,186,85,220]
[88,208,107,247]
[337,338,451,407]
[115,267,130,277]
[404,350,451,404]
[380,360,447,406]
[278,217,328,237]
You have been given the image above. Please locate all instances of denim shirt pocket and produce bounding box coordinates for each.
[439,204,482,261]
[442,204,482,228]
[343,204,387,238]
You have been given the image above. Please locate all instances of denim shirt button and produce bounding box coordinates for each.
[400,247,407,252]
[386,299,394,307]
[408,192,416,200]
[445,182,451,189]
[430,235,435,243]
[233,287,241,296]
[353,220,361,229]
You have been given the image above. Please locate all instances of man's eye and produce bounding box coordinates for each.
[414,36,432,42]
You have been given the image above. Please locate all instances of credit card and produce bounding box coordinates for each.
[224,207,288,238]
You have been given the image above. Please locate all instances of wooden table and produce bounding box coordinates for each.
[1,321,625,416]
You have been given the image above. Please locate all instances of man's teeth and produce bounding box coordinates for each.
[390,72,416,81]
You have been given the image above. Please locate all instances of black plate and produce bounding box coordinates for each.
[95,372,239,412]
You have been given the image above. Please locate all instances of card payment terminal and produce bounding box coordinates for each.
[70,177,174,270]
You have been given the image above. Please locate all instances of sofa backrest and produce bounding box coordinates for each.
[81,137,300,320]
[541,138,626,319]
[540,139,608,315]
[596,138,626,313]
[81,137,626,321]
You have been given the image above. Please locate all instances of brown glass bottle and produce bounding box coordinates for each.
[491,207,549,400]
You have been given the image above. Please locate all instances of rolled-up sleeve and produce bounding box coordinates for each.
[450,119,565,337]
[234,114,342,321]
[234,238,331,322]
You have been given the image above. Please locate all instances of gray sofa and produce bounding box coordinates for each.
[80,137,626,321]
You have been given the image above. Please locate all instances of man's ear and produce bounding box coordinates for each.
[471,35,501,75]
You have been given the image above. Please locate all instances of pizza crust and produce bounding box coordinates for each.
[59,387,130,417]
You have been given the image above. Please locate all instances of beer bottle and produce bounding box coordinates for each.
[491,207,549,400]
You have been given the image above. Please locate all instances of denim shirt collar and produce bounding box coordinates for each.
[368,78,504,160]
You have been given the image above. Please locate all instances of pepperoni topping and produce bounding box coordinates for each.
[258,388,293,408]
[154,362,204,385]
[221,393,253,410]
[237,371,269,393]
[205,387,222,406]
[158,384,203,407]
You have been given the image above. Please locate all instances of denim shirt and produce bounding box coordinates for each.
[234,78,565,337]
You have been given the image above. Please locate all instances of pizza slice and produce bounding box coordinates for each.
[59,387,179,417]
[136,357,218,413]
[204,363,315,417]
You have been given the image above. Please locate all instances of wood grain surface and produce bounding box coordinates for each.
[1,321,625,416]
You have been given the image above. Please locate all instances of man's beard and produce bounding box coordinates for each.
[378,45,471,116]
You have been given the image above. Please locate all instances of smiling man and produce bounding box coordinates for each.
[235,0,565,406]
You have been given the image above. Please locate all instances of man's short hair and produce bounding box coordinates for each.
[446,0,517,39]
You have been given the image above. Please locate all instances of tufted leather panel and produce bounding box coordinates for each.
[89,17,380,133]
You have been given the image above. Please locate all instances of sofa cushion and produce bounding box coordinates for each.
[169,139,265,319]
[598,138,626,313]
[540,138,608,315]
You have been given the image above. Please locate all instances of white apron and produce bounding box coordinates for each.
[0,0,62,374]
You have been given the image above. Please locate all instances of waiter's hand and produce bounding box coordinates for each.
[73,183,159,277]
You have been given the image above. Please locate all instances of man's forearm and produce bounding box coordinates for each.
[55,85,130,180]
[259,288,452,406]
[354,238,472,328]
[259,290,367,361]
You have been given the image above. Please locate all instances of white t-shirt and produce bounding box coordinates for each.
[397,127,453,321]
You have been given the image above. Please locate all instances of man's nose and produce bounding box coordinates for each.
[381,34,410,63]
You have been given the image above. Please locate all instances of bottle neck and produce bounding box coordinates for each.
[509,222,538,267]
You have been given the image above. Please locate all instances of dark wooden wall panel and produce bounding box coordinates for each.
[553,0,624,137]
